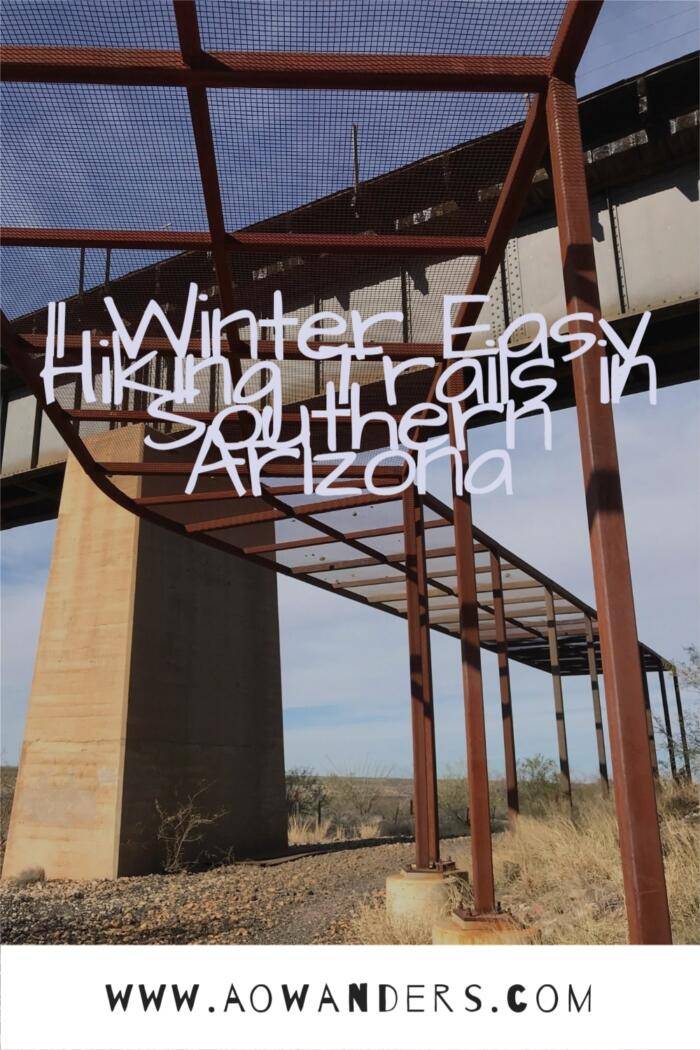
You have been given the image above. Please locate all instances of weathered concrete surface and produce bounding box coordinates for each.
[2,429,286,879]
[385,870,453,935]
[432,914,539,945]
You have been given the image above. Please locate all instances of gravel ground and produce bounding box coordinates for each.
[1,837,470,945]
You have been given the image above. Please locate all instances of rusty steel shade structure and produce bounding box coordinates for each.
[1,0,692,944]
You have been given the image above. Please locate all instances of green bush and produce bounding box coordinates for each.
[517,754,562,814]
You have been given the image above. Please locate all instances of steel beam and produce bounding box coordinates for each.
[672,672,693,781]
[0,226,485,257]
[657,670,678,780]
[0,45,550,92]
[550,1,605,81]
[546,73,671,943]
[402,486,440,869]
[18,332,443,361]
[640,659,659,778]
[172,0,248,378]
[67,407,420,427]
[544,590,572,807]
[585,615,609,792]
[99,461,405,479]
[450,421,495,910]
[490,552,519,824]
[1,228,211,251]
[134,483,395,507]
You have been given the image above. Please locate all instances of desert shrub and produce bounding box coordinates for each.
[154,783,227,874]
[285,768,328,820]
[675,646,700,776]
[517,754,563,814]
[379,800,413,837]
[11,866,45,886]
[679,644,700,692]
[437,770,469,835]
[324,765,392,833]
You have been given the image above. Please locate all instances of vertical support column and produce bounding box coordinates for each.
[490,552,519,825]
[672,672,693,781]
[449,424,495,913]
[640,653,659,779]
[402,486,440,870]
[544,590,573,807]
[658,669,677,780]
[584,616,609,792]
[546,74,671,944]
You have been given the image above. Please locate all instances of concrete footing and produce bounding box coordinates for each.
[432,911,539,945]
[386,869,458,936]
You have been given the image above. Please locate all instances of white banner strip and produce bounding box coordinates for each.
[2,944,698,1050]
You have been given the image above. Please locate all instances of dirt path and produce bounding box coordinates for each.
[1,838,470,945]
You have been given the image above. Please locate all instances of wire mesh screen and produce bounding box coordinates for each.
[2,1,567,57]
[1,83,207,231]
[209,89,528,232]
[0,0,180,49]
[197,1,567,56]
[2,247,187,323]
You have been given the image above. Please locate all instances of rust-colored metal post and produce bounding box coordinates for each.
[490,552,519,824]
[584,616,609,792]
[640,654,659,779]
[547,74,671,943]
[672,672,692,782]
[658,670,677,780]
[402,485,440,869]
[544,590,572,807]
[449,423,496,913]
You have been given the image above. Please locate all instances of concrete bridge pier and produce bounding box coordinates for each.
[2,428,287,880]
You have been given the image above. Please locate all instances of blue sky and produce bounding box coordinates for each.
[2,2,700,776]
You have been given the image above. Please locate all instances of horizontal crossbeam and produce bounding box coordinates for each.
[1,226,485,256]
[1,46,551,92]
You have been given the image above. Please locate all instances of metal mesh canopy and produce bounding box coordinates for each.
[1,1,566,55]
[0,0,672,678]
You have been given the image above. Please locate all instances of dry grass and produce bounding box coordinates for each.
[340,780,700,945]
[287,814,346,846]
[347,890,435,945]
[287,814,387,845]
[356,818,383,839]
